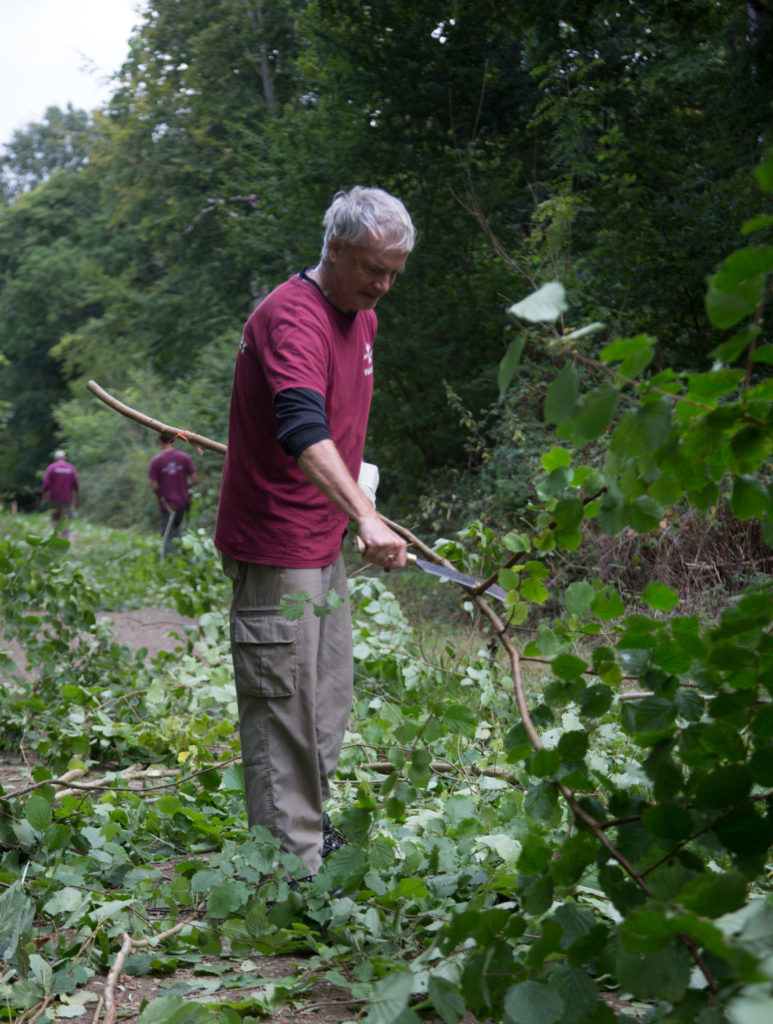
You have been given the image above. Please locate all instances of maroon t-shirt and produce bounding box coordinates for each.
[214,273,376,568]
[42,460,79,503]
[148,449,196,510]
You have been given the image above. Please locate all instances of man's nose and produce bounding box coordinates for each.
[373,272,392,293]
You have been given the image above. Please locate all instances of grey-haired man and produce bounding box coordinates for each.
[215,187,415,879]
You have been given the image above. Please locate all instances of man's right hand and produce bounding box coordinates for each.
[357,514,407,570]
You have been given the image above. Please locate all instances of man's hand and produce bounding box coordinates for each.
[297,439,406,569]
[357,513,407,570]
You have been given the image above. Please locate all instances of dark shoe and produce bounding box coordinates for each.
[322,812,348,858]
[288,874,314,891]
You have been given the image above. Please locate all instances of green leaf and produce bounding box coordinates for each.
[504,980,564,1024]
[407,748,432,788]
[29,953,53,996]
[520,577,549,604]
[552,966,598,1024]
[713,245,773,287]
[616,946,691,1002]
[43,887,85,917]
[565,581,595,615]
[678,870,747,918]
[641,581,679,612]
[590,586,625,619]
[708,323,761,363]
[524,780,559,820]
[652,641,692,675]
[499,335,526,399]
[0,881,36,962]
[206,880,250,918]
[278,590,310,620]
[600,333,653,365]
[596,492,626,535]
[686,368,744,401]
[155,795,183,815]
[542,447,571,472]
[693,765,753,810]
[641,803,694,842]
[137,995,215,1024]
[749,748,773,785]
[554,498,584,531]
[743,214,773,233]
[427,975,465,1024]
[621,697,675,738]
[558,730,589,762]
[751,345,773,364]
[712,807,773,855]
[626,495,664,534]
[530,749,561,776]
[705,247,773,328]
[558,384,618,444]
[24,792,53,832]
[731,475,771,520]
[600,333,655,378]
[551,654,588,680]
[507,281,568,323]
[364,970,415,1024]
[545,364,579,426]
[516,873,554,915]
[579,684,613,717]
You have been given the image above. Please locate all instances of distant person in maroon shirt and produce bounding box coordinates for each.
[147,431,199,555]
[41,449,80,539]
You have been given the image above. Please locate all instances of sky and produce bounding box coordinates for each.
[0,0,147,149]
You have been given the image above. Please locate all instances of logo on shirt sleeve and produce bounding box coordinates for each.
[363,341,373,377]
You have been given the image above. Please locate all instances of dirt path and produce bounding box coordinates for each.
[95,606,199,657]
[2,606,198,677]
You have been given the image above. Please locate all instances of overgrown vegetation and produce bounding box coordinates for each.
[3,3,773,1020]
[2,144,773,1022]
[2,0,772,524]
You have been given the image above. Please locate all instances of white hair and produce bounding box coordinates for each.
[321,186,415,261]
[55,449,66,460]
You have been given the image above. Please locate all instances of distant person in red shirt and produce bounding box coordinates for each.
[41,449,80,539]
[147,431,199,555]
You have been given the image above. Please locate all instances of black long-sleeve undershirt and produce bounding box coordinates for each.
[275,387,331,459]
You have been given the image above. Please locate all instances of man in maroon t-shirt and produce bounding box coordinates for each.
[215,186,415,881]
[148,431,199,555]
[41,449,80,539]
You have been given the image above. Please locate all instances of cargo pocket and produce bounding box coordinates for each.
[231,612,298,698]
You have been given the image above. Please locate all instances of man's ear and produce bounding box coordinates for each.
[327,237,343,263]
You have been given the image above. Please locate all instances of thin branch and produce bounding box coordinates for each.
[95,917,198,1024]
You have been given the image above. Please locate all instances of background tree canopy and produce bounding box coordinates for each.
[0,0,772,525]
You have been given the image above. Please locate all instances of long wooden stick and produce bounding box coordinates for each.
[86,380,226,455]
[85,379,442,558]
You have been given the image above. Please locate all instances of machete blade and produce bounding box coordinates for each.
[411,556,508,603]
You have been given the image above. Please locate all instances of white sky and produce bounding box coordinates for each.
[0,0,147,149]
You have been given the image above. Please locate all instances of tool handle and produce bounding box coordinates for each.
[354,535,416,564]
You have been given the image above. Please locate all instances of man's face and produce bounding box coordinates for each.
[326,235,408,313]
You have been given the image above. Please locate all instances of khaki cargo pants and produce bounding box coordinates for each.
[223,553,352,876]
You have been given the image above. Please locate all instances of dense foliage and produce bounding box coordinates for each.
[1,0,772,521]
[2,145,773,1023]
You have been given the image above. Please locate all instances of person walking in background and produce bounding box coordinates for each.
[148,430,199,555]
[214,185,414,883]
[41,449,80,539]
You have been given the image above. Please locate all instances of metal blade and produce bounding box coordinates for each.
[412,556,508,603]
